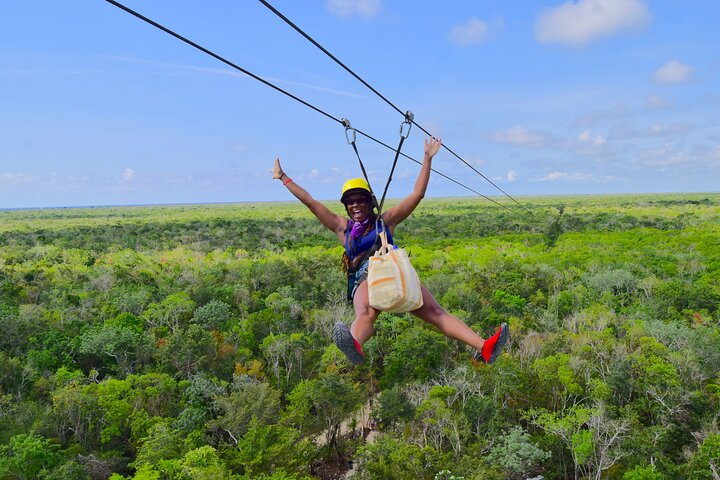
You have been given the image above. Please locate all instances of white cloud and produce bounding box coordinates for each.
[450,17,503,47]
[297,167,342,184]
[0,172,33,184]
[645,94,668,109]
[531,171,630,183]
[492,170,518,183]
[608,121,694,140]
[535,0,651,46]
[326,0,380,19]
[0,67,94,79]
[108,56,363,98]
[467,156,486,168]
[578,129,606,146]
[269,77,364,98]
[639,146,691,169]
[538,171,592,182]
[653,60,693,85]
[638,144,719,171]
[572,102,632,128]
[396,168,414,179]
[494,125,546,147]
[122,168,135,182]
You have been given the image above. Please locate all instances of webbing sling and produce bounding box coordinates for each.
[342,111,414,216]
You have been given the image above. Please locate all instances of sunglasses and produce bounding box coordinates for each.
[344,196,369,206]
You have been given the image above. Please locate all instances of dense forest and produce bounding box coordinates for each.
[1,193,719,480]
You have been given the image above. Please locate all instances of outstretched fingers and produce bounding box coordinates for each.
[272,157,284,179]
[424,137,442,158]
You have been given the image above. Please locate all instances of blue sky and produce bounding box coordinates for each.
[2,0,719,209]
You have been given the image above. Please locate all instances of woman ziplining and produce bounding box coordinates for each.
[101,0,517,367]
[272,137,508,366]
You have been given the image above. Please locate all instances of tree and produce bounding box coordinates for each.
[285,373,362,460]
[486,426,550,479]
[623,464,667,480]
[211,380,281,444]
[686,433,720,480]
[355,434,431,480]
[0,352,22,397]
[192,300,233,330]
[143,292,196,333]
[132,420,185,469]
[585,269,637,306]
[260,333,313,392]
[172,373,225,434]
[77,324,150,376]
[0,304,45,356]
[410,386,468,455]
[176,445,233,480]
[381,326,452,388]
[158,324,218,378]
[228,417,313,478]
[527,403,631,480]
[373,385,414,428]
[628,337,684,426]
[0,433,61,480]
[532,353,584,410]
[52,382,103,449]
[43,460,91,480]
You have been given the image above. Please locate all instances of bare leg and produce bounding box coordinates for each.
[411,284,485,351]
[350,280,380,345]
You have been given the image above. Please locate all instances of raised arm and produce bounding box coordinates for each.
[273,158,347,240]
[382,137,442,228]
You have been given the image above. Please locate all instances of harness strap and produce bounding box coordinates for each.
[377,112,413,215]
[350,141,380,211]
[343,118,379,210]
[343,217,389,276]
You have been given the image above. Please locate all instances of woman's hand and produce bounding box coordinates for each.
[424,137,442,159]
[272,157,284,180]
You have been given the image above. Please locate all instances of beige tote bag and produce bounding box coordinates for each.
[367,230,423,313]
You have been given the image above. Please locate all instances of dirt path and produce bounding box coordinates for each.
[340,399,379,479]
[312,397,380,479]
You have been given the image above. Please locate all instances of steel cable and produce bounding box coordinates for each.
[104,0,514,212]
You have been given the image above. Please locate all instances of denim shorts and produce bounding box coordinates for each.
[347,259,370,301]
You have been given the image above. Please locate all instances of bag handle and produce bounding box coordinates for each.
[375,219,392,255]
[377,231,390,254]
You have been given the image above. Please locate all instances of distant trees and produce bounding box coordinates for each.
[0,194,719,479]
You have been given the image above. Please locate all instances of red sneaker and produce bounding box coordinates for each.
[474,323,509,364]
[332,322,365,365]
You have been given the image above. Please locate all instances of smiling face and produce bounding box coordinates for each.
[343,193,372,222]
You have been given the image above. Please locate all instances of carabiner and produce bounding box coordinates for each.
[375,217,386,235]
[399,111,414,139]
[341,118,357,145]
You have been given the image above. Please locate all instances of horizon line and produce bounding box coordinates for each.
[2,190,719,213]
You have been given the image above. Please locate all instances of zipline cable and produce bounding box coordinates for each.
[103,0,514,212]
[104,0,336,125]
[256,0,531,214]
[352,125,511,211]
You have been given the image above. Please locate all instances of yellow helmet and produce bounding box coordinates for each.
[340,178,372,204]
